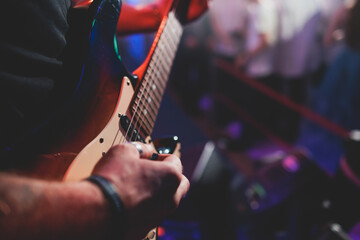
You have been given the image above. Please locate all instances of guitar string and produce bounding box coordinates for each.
[118,33,164,145]
[119,12,181,147]
[128,13,179,144]
[130,48,164,143]
[127,33,166,143]
[117,36,165,144]
[118,14,173,145]
[122,13,172,145]
[129,12,182,145]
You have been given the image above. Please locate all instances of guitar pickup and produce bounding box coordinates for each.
[119,114,145,142]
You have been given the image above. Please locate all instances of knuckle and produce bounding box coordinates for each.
[112,144,137,156]
[143,144,154,152]
[166,155,183,171]
[111,144,127,154]
[164,163,181,177]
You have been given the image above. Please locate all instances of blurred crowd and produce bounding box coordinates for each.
[169,0,360,173]
[118,1,360,238]
[163,1,360,239]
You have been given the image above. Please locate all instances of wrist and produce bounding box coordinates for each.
[85,175,127,239]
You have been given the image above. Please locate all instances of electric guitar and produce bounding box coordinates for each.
[63,0,186,181]
[2,0,202,238]
[62,1,188,239]
[60,0,186,239]
[65,1,187,240]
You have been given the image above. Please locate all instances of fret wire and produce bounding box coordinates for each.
[132,105,155,124]
[148,88,162,105]
[145,81,163,102]
[134,98,158,119]
[131,110,152,134]
[135,90,159,116]
[140,101,157,125]
[142,76,164,97]
[165,33,177,52]
[153,59,169,84]
[149,64,167,84]
[125,13,180,140]
[132,111,153,133]
[146,79,163,106]
[130,12,183,137]
[143,91,161,110]
[155,70,167,89]
[162,40,175,60]
[145,100,158,120]
[147,67,166,91]
[138,86,161,106]
[144,70,165,94]
[132,101,156,121]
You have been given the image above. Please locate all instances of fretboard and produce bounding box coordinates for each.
[130,11,183,136]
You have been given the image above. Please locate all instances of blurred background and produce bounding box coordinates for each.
[119,0,360,239]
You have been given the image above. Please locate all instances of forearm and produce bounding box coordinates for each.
[0,173,112,240]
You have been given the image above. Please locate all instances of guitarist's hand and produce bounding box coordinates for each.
[92,142,190,240]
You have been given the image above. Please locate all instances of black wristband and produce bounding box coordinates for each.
[86,175,126,239]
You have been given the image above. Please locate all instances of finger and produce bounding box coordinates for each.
[128,142,154,159]
[174,175,190,204]
[161,154,183,173]
[153,153,171,161]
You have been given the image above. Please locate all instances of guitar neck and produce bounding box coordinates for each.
[130,11,183,137]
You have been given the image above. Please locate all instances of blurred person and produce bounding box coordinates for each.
[235,0,278,80]
[207,0,248,60]
[296,0,360,173]
[321,0,353,65]
[305,0,345,87]
[312,0,360,228]
[316,0,360,132]
[273,0,324,141]
[234,0,280,144]
[169,0,255,149]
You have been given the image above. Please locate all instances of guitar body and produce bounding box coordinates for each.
[15,0,132,181]
[62,1,184,239]
[6,0,188,239]
[62,0,184,179]
[63,75,134,180]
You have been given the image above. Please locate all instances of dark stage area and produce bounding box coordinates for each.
[3,0,360,239]
[118,0,360,238]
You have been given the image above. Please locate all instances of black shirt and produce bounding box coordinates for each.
[0,0,73,165]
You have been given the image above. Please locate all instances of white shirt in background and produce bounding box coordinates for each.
[208,0,248,57]
[245,0,278,77]
[274,0,326,78]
